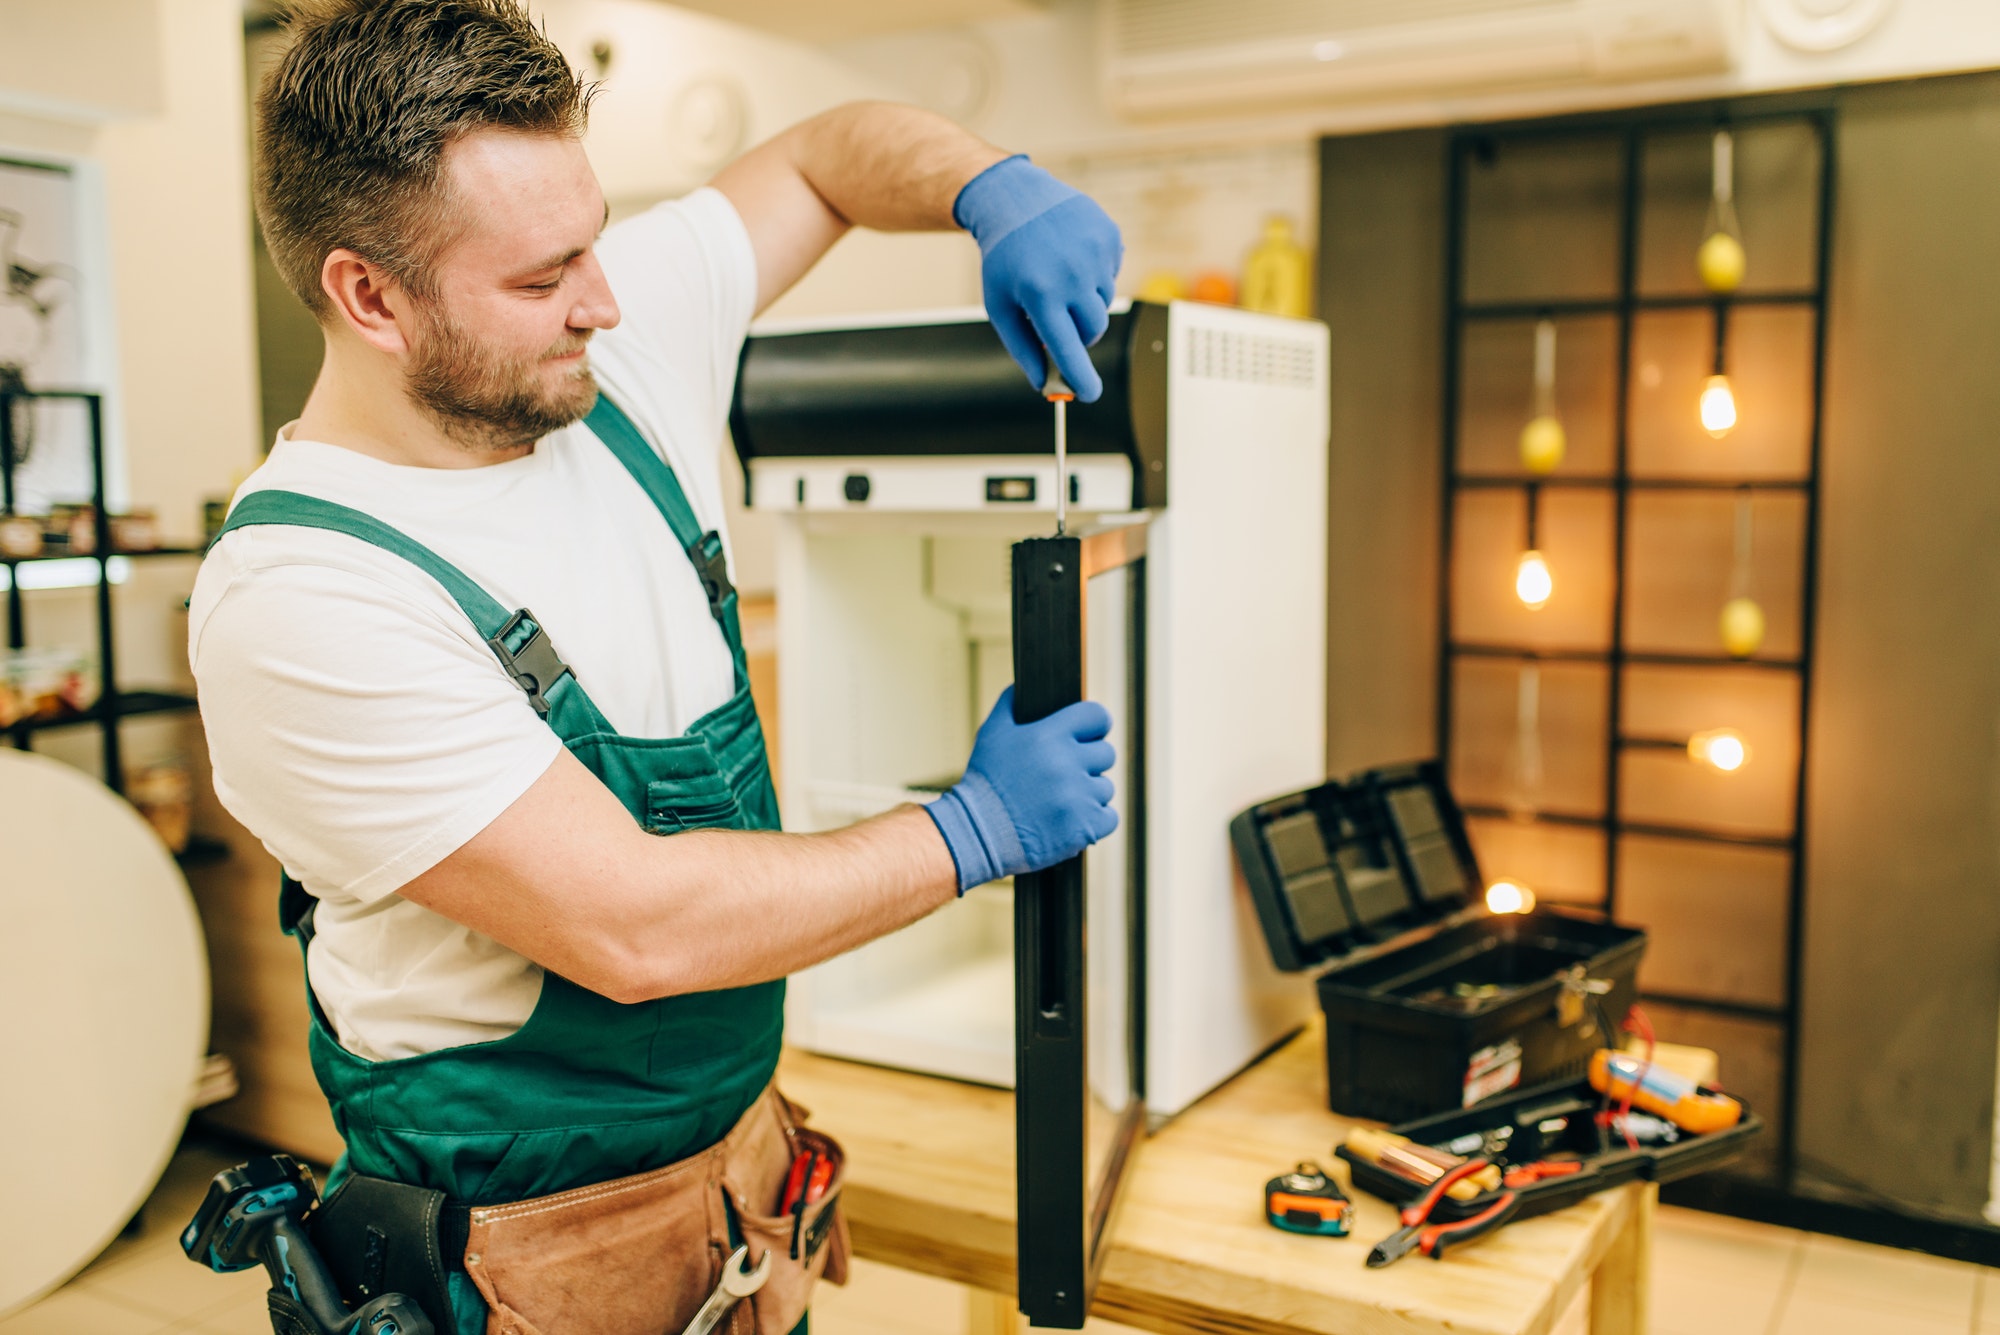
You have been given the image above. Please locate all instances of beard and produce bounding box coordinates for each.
[405,303,599,454]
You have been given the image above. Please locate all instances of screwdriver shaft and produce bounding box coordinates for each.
[1054,397,1068,536]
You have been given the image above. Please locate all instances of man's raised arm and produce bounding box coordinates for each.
[711,101,1123,400]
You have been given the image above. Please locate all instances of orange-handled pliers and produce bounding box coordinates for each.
[1365,1157,1520,1268]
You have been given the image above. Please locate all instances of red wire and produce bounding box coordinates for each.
[1615,1004,1656,1151]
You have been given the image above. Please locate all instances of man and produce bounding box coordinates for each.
[190,3,1124,1333]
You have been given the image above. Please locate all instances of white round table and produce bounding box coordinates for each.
[0,749,208,1315]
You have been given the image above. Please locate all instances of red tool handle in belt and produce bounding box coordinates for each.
[780,1150,833,1216]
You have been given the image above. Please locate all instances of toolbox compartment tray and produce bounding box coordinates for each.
[1336,1073,1764,1223]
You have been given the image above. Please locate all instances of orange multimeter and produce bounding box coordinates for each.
[1265,1163,1353,1237]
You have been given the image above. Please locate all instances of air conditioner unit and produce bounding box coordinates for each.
[1102,0,1743,116]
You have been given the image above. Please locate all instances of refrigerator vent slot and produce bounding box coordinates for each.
[1187,327,1319,387]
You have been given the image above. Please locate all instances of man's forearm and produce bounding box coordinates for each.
[599,805,961,1001]
[784,101,1009,233]
[399,748,960,1003]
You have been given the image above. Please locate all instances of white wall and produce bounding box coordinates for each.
[839,0,2000,158]
[1,0,261,777]
[0,0,163,124]
[94,0,262,556]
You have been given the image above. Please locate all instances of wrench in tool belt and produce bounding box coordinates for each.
[677,1245,773,1335]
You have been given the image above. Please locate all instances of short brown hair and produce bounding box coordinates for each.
[255,0,591,319]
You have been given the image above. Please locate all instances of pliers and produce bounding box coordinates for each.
[1365,1157,1520,1268]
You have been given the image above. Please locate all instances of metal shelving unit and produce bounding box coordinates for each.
[1437,105,1834,1193]
[1,385,204,799]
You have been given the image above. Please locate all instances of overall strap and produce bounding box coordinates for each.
[583,394,745,658]
[216,490,614,940]
[216,493,608,737]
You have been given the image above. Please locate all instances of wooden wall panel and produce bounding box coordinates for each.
[1450,489,1617,650]
[1793,73,2000,1215]
[1461,132,1624,304]
[1624,491,1808,659]
[1619,665,1800,838]
[1617,837,1790,1010]
[1449,658,1608,816]
[1627,306,1817,480]
[1636,121,1823,299]
[1457,315,1620,477]
[1464,817,1607,906]
[1319,130,1448,778]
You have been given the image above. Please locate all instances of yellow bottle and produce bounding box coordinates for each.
[1136,270,1188,304]
[1242,216,1312,319]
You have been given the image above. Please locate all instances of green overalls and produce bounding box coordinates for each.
[217,394,786,1335]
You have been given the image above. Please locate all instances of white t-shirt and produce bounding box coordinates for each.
[190,188,757,1062]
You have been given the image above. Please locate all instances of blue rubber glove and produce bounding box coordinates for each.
[954,155,1123,403]
[926,686,1119,894]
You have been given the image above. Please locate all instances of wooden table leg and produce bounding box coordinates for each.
[968,1287,1023,1335]
[1589,1182,1655,1335]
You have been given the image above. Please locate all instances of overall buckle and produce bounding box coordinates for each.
[487,608,572,717]
[693,530,734,621]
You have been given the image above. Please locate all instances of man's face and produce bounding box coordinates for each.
[402,130,620,453]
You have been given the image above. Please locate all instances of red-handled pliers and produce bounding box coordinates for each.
[1365,1157,1520,1268]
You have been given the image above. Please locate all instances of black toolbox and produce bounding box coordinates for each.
[1335,1074,1764,1222]
[1231,761,1647,1122]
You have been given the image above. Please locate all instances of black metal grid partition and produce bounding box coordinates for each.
[1436,105,1833,1195]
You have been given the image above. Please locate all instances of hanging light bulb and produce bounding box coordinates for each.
[1515,551,1553,610]
[1699,129,1746,294]
[1688,728,1750,772]
[1720,597,1765,657]
[1700,374,1738,437]
[1701,302,1736,438]
[1520,317,1566,475]
[1720,488,1766,657]
[1515,483,1552,610]
[1486,879,1538,914]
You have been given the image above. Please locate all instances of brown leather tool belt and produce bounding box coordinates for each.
[309,1085,849,1335]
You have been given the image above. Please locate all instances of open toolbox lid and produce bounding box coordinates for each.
[1231,760,1488,974]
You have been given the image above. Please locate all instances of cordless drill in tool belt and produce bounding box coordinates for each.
[182,1155,437,1335]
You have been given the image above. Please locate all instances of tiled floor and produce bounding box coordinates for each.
[5,1145,1992,1334]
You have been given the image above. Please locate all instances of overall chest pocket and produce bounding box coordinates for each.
[640,738,745,834]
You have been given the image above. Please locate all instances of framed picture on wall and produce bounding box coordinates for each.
[1,155,96,516]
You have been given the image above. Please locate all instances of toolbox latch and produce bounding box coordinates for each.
[1556,965,1614,1033]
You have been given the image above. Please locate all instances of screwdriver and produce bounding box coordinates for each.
[1044,353,1073,535]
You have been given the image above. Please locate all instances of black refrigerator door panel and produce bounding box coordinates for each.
[1012,534,1147,1329]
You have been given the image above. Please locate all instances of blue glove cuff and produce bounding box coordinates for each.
[953,154,1081,255]
[924,771,1027,895]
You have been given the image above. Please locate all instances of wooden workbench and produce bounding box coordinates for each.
[780,1020,1678,1335]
